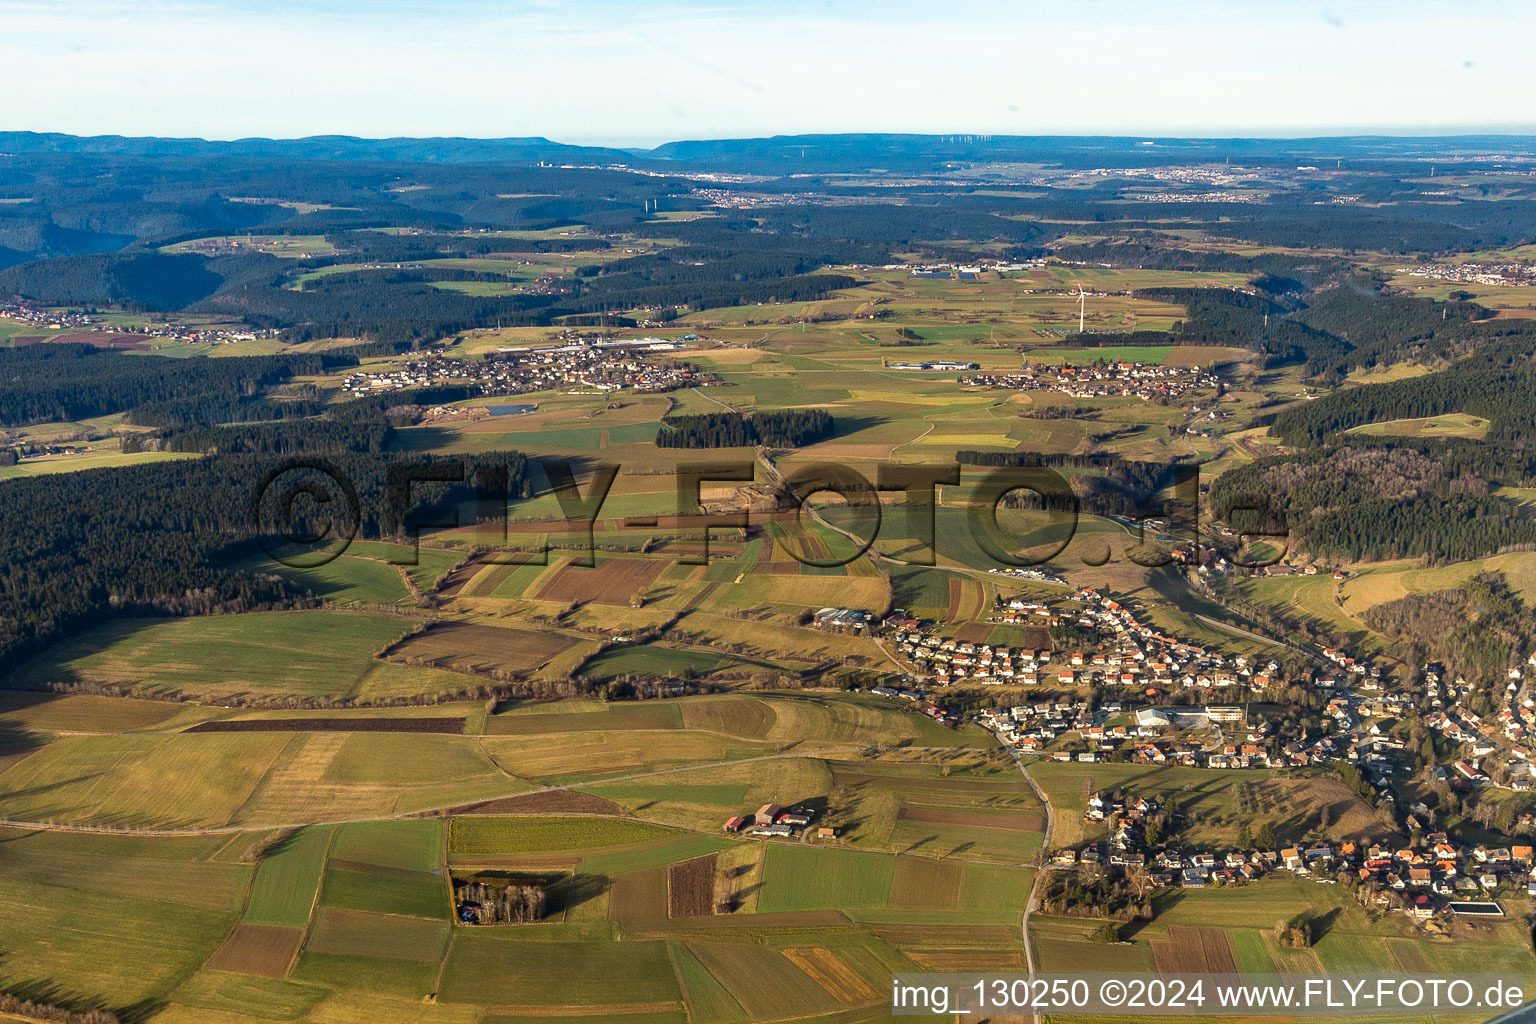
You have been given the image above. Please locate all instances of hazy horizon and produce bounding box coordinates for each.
[11,126,1536,151]
[2,0,1531,145]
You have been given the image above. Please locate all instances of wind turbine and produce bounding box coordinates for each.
[1071,284,1086,333]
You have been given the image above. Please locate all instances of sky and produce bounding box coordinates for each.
[2,0,1532,147]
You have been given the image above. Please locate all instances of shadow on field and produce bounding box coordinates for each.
[546,873,608,915]
[0,961,158,1024]
[0,718,47,759]
[1310,906,1343,940]
[1121,890,1187,939]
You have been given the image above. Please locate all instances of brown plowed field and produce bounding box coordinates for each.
[953,622,992,644]
[186,717,466,734]
[204,924,304,978]
[1151,926,1239,974]
[388,621,576,675]
[535,558,666,605]
[667,854,717,918]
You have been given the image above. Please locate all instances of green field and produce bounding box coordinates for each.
[448,816,685,858]
[437,933,681,1006]
[757,845,896,911]
[229,550,413,605]
[245,826,335,927]
[0,828,250,1008]
[13,610,421,700]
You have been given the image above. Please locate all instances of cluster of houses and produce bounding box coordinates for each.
[1400,261,1536,288]
[1428,655,1536,791]
[892,628,1053,686]
[955,588,1271,693]
[923,585,1536,783]
[977,701,1276,765]
[903,259,1042,280]
[962,360,1221,402]
[1066,790,1528,918]
[0,301,266,344]
[722,803,834,840]
[892,586,1300,691]
[339,337,706,398]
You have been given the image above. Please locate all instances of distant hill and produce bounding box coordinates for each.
[644,132,1536,173]
[0,132,633,165]
[7,131,1536,174]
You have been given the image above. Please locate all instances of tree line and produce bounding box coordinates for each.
[655,409,834,449]
[0,344,355,427]
[0,421,529,675]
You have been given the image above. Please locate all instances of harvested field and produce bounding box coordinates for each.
[1151,926,1239,974]
[455,790,622,816]
[679,696,776,739]
[689,942,838,1020]
[536,557,666,605]
[898,806,1044,832]
[667,853,717,918]
[186,717,466,734]
[782,946,880,1003]
[388,621,576,676]
[907,949,1025,971]
[888,857,963,909]
[203,924,304,978]
[609,865,669,925]
[870,923,1020,947]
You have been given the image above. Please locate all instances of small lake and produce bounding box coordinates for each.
[486,404,537,416]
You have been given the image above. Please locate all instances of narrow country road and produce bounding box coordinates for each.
[997,730,1055,1024]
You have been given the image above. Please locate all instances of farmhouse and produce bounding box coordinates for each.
[755,803,782,826]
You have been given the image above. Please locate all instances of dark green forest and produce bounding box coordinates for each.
[655,409,835,449]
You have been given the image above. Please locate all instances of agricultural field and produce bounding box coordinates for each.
[386,619,581,677]
[226,549,415,606]
[0,828,252,1009]
[1031,760,1399,851]
[1034,877,1536,1009]
[14,127,1536,1024]
[11,610,426,702]
[0,723,523,827]
[0,442,197,480]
